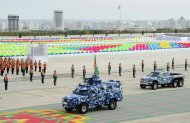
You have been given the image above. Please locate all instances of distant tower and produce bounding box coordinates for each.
[8,15,19,32]
[54,10,64,31]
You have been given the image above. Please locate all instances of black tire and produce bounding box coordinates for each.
[108,100,117,110]
[178,79,184,87]
[172,80,178,88]
[151,82,158,90]
[140,85,146,89]
[78,103,88,114]
[65,107,73,112]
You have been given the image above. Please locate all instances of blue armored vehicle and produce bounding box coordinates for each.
[62,75,123,114]
[140,70,185,90]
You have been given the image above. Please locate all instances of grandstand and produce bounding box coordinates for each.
[0,34,190,57]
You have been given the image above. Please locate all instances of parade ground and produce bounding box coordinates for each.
[0,48,190,123]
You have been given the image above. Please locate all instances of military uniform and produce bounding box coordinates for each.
[39,61,42,72]
[83,66,86,79]
[167,63,170,71]
[108,63,111,75]
[43,63,47,73]
[154,61,157,71]
[133,65,136,78]
[4,75,8,90]
[172,58,175,70]
[119,64,122,76]
[53,71,57,86]
[71,65,75,78]
[185,59,188,71]
[141,60,144,72]
[41,71,45,84]
[34,61,37,72]
[30,69,33,82]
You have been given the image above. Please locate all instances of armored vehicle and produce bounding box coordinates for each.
[62,75,123,114]
[140,70,185,90]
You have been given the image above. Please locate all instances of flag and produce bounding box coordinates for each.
[94,54,99,77]
[94,54,97,70]
[118,5,121,10]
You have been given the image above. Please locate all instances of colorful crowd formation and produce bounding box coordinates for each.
[0,34,190,57]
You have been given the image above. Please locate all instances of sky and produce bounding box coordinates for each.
[0,0,189,20]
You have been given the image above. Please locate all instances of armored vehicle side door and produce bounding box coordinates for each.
[88,90,98,107]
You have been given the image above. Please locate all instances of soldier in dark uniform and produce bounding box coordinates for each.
[30,69,33,82]
[41,69,45,84]
[141,60,144,72]
[16,64,19,75]
[43,62,47,73]
[167,62,170,71]
[71,64,75,78]
[34,60,37,72]
[172,58,175,70]
[53,70,57,86]
[7,63,10,74]
[25,60,29,73]
[22,63,26,76]
[38,60,42,72]
[1,66,4,76]
[83,66,86,79]
[133,64,136,78]
[185,59,188,71]
[154,61,157,71]
[11,61,15,74]
[4,74,8,90]
[108,62,111,75]
[119,63,122,76]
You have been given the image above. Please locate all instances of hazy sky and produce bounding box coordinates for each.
[0,0,189,20]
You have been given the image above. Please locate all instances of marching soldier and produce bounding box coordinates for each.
[11,60,15,74]
[141,60,144,72]
[38,60,42,72]
[172,58,175,70]
[71,64,75,78]
[185,59,188,71]
[30,69,33,82]
[83,66,86,79]
[41,69,45,84]
[25,60,29,73]
[119,63,122,76]
[7,63,10,74]
[4,74,8,90]
[22,63,26,76]
[167,62,170,71]
[154,61,157,71]
[43,62,47,73]
[53,70,57,86]
[1,66,4,76]
[108,62,111,75]
[34,60,37,72]
[133,64,136,78]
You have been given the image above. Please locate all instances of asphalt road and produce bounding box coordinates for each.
[2,87,190,123]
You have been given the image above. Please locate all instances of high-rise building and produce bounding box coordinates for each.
[8,15,19,32]
[53,10,64,31]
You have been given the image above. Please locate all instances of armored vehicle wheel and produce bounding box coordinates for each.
[78,103,88,114]
[178,80,184,87]
[140,85,146,89]
[151,82,158,90]
[65,107,73,112]
[108,100,117,110]
[172,80,178,88]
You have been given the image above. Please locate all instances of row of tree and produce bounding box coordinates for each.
[0,29,190,36]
